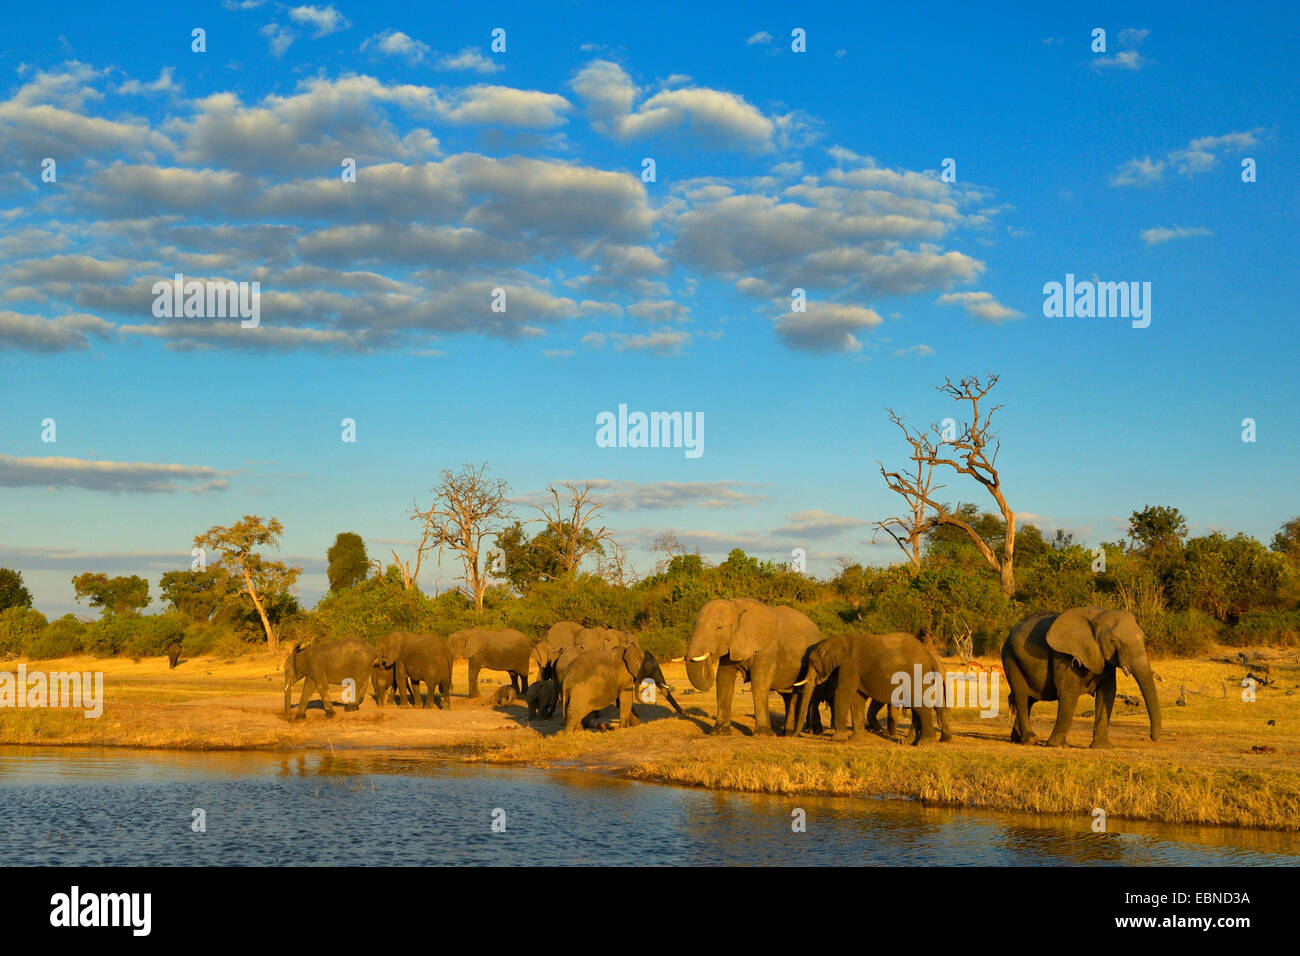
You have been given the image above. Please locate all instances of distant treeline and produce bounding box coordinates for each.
[2,505,1297,662]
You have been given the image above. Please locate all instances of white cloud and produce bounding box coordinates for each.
[288,5,349,37]
[260,23,295,57]
[745,31,773,46]
[1140,225,1211,246]
[361,30,430,63]
[774,303,882,353]
[0,454,228,493]
[437,48,504,74]
[1112,130,1261,186]
[936,290,1021,322]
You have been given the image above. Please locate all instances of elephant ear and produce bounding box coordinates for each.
[815,637,846,676]
[1045,608,1106,674]
[1093,609,1143,669]
[730,602,775,661]
[622,644,646,677]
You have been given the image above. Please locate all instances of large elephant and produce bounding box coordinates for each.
[545,621,585,649]
[446,628,532,697]
[793,632,952,745]
[685,598,822,736]
[166,640,182,669]
[561,646,683,732]
[1002,607,1162,748]
[375,631,453,709]
[283,639,375,719]
[576,626,635,650]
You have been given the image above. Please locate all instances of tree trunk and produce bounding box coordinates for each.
[241,563,276,650]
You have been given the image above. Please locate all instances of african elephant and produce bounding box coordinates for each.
[376,631,453,709]
[493,685,517,706]
[526,679,559,720]
[370,661,410,706]
[1002,607,1162,748]
[447,628,532,697]
[283,638,375,719]
[576,626,636,651]
[561,646,683,732]
[793,632,952,745]
[545,621,585,649]
[166,640,182,669]
[685,598,822,736]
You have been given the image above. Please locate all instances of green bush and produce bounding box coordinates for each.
[1142,608,1220,657]
[0,606,47,658]
[1224,609,1300,648]
[26,615,88,659]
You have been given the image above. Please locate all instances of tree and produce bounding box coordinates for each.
[71,573,150,616]
[1271,516,1300,563]
[876,411,941,569]
[533,482,615,578]
[0,568,33,612]
[880,374,1018,596]
[1128,506,1188,555]
[159,568,230,622]
[194,516,299,650]
[496,520,566,594]
[326,533,369,592]
[413,463,513,614]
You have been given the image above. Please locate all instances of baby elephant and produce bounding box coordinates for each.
[562,646,683,732]
[375,631,453,709]
[525,679,559,720]
[166,640,182,669]
[492,685,518,706]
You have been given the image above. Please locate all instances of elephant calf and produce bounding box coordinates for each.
[375,631,453,709]
[562,646,682,732]
[526,679,559,720]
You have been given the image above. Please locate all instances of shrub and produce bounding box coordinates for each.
[27,615,87,659]
[0,606,47,658]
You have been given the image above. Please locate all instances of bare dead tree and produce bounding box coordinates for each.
[412,463,512,613]
[879,374,1018,596]
[596,540,639,588]
[875,409,943,569]
[534,481,616,578]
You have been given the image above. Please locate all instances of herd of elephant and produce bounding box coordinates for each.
[280,598,1163,748]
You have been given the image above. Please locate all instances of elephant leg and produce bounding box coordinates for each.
[937,706,953,742]
[439,678,452,710]
[295,678,315,720]
[317,678,335,718]
[830,677,855,741]
[751,674,776,736]
[394,664,409,706]
[866,698,883,731]
[1091,670,1116,749]
[422,679,435,709]
[620,688,640,727]
[467,661,481,698]
[915,708,939,745]
[713,663,738,735]
[1045,667,1082,747]
[1004,655,1037,745]
[849,694,866,740]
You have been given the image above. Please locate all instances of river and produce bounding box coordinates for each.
[2,747,1296,866]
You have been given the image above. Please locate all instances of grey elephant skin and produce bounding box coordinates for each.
[1002,607,1162,748]
[526,679,559,720]
[562,646,683,732]
[283,638,375,719]
[685,598,822,736]
[376,631,453,709]
[535,623,633,679]
[166,640,181,669]
[447,628,532,697]
[794,632,952,745]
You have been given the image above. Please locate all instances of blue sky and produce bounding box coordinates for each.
[1,0,1296,616]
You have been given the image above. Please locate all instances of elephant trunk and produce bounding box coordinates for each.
[1133,662,1162,742]
[685,652,716,692]
[283,670,295,717]
[791,671,817,737]
[661,685,684,714]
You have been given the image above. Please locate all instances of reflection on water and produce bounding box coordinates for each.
[1,746,1296,866]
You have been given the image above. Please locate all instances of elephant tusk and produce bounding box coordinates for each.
[689,654,710,662]
[793,678,807,686]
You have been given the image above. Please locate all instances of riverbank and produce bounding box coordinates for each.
[1,650,1297,830]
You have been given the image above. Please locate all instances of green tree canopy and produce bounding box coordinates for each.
[0,568,34,612]
[326,532,369,592]
[71,573,150,615]
[1128,505,1188,554]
